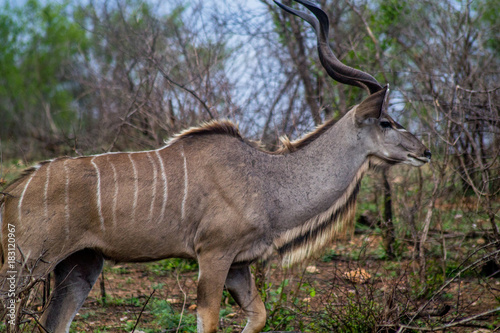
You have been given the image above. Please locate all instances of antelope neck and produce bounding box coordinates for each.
[263,115,368,231]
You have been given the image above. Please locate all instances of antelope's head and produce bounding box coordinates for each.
[275,0,431,167]
[352,87,431,166]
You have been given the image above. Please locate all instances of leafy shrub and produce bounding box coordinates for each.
[148,299,197,332]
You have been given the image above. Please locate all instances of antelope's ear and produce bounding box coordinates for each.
[354,85,389,125]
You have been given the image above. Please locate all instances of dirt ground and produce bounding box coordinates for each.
[61,234,500,332]
[3,234,498,332]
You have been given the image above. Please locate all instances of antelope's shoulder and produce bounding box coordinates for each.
[1,158,65,192]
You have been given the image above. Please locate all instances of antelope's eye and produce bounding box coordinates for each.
[380,121,392,129]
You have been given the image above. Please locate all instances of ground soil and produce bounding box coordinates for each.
[6,234,499,332]
[61,234,500,332]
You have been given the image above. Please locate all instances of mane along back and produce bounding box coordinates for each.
[167,120,244,145]
[166,117,341,156]
[1,160,54,193]
[276,117,337,154]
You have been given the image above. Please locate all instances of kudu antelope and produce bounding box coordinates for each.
[0,0,430,332]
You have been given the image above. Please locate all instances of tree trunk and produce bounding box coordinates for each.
[382,170,394,258]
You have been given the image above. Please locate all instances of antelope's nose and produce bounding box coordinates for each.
[424,150,432,160]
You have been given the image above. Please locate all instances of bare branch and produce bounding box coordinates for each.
[131,289,156,333]
[389,306,500,331]
[151,56,214,120]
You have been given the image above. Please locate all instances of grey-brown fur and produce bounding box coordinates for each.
[0,1,431,332]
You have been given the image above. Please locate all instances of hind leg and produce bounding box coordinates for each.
[39,249,103,333]
[225,266,266,333]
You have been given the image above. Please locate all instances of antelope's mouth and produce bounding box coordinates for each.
[406,154,430,166]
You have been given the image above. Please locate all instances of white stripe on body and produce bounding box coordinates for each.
[108,156,119,228]
[146,152,158,222]
[128,153,139,222]
[155,150,168,224]
[18,168,38,224]
[180,146,189,220]
[90,157,105,231]
[63,159,71,239]
[44,162,51,221]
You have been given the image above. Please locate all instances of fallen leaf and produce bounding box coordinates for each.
[343,268,371,284]
[306,265,319,274]
[167,298,181,304]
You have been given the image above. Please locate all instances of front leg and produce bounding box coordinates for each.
[225,266,266,333]
[196,254,233,333]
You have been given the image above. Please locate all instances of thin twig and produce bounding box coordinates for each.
[385,307,500,331]
[176,264,188,333]
[347,1,388,84]
[149,56,214,119]
[397,247,500,332]
[456,85,500,94]
[131,289,156,333]
[26,311,49,333]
